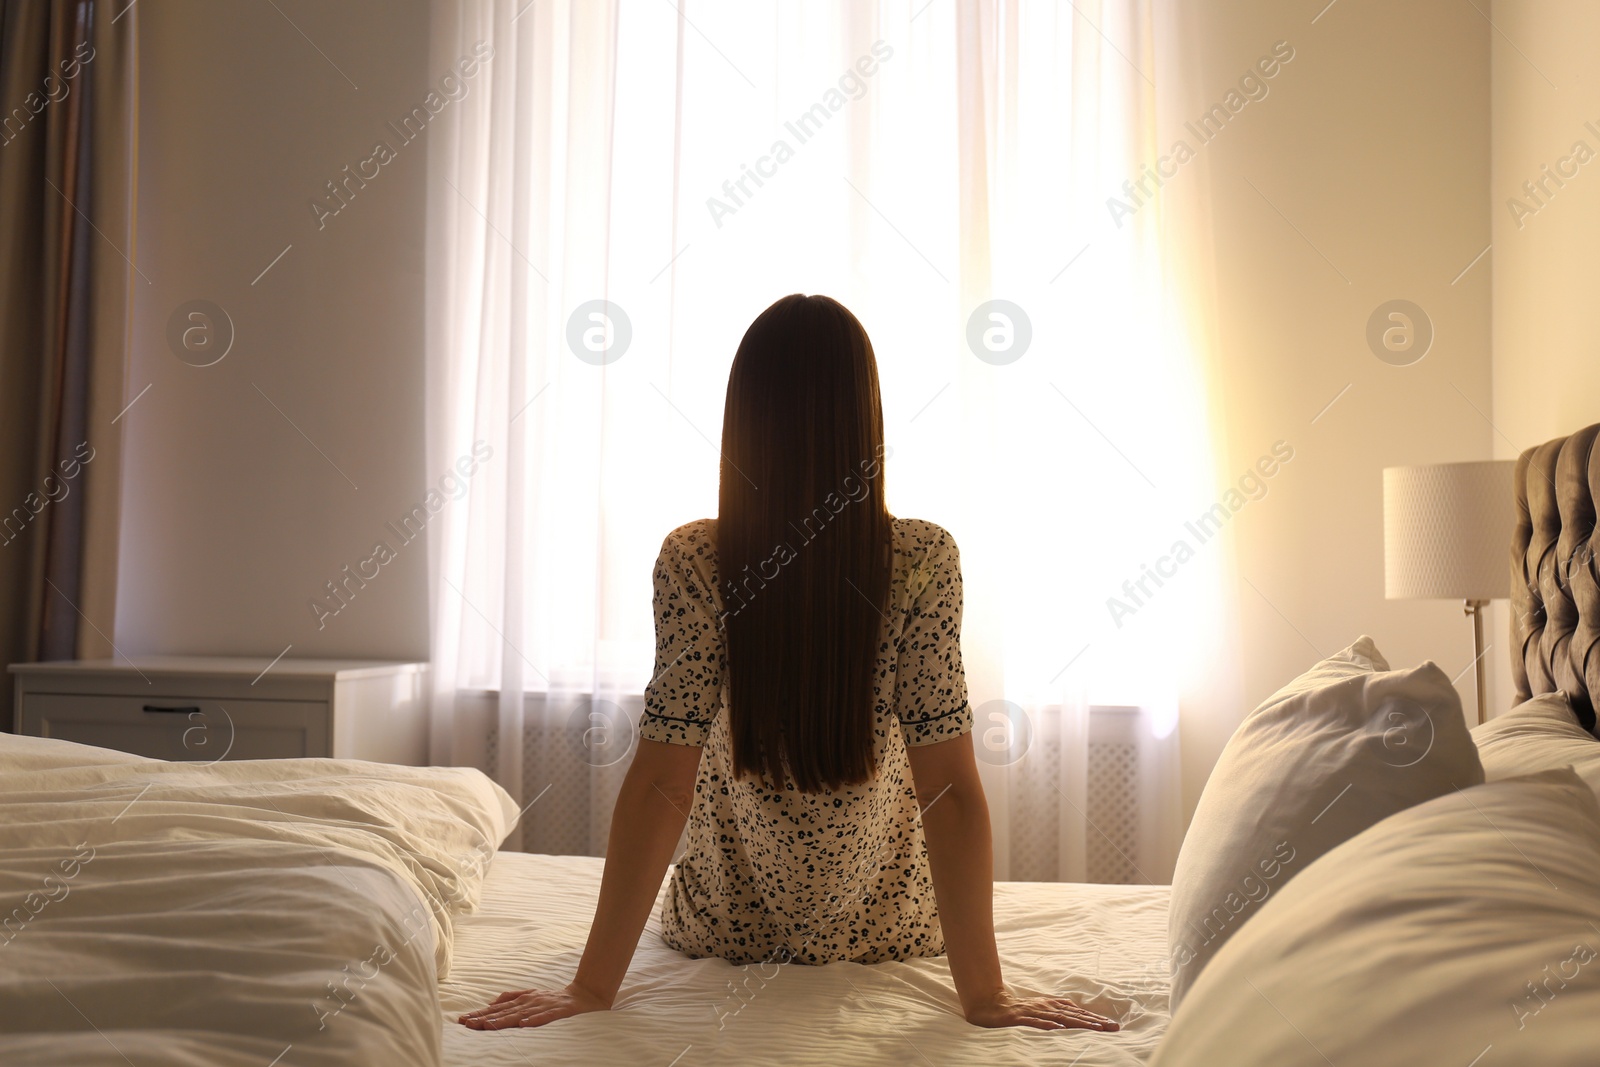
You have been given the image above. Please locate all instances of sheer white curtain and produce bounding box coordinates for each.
[426,0,1227,877]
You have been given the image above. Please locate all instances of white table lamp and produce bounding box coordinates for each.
[1383,461,1516,724]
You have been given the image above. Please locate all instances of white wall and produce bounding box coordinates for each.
[1180,0,1491,819]
[117,0,433,661]
[1486,0,1600,715]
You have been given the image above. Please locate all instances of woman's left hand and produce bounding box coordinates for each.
[963,989,1120,1031]
[457,982,612,1029]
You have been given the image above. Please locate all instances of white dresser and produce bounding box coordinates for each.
[9,657,429,765]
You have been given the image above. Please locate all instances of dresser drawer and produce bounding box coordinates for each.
[19,693,331,761]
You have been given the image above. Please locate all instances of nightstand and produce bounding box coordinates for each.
[9,657,429,765]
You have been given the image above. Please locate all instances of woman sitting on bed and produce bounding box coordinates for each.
[460,295,1120,1034]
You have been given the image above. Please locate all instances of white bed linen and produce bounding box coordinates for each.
[1152,767,1600,1067]
[441,853,1170,1066]
[1474,691,1600,793]
[1167,636,1482,1008]
[0,734,516,1067]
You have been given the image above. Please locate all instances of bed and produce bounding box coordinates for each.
[4,421,1598,1067]
[0,731,1170,1067]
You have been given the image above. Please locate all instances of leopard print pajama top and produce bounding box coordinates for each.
[639,516,972,966]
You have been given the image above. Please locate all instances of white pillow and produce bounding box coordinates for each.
[1167,635,1483,1008]
[1153,768,1600,1067]
[1474,691,1600,797]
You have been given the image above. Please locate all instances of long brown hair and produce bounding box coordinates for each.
[717,294,892,793]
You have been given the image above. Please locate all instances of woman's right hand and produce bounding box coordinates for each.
[457,982,612,1030]
[963,989,1120,1031]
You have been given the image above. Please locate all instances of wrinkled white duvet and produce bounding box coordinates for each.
[0,734,516,1067]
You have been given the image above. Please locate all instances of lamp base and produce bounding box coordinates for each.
[1464,598,1489,725]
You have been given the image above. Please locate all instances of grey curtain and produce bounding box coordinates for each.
[0,0,135,726]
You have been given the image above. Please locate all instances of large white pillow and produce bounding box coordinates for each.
[1167,635,1483,1008]
[1474,691,1600,796]
[1153,768,1600,1067]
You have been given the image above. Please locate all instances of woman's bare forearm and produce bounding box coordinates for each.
[569,763,693,1004]
[919,786,1005,1014]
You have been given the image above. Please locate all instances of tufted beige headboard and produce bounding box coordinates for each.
[1511,422,1599,733]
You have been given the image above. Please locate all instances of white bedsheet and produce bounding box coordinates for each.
[441,853,1171,1066]
[0,734,516,1067]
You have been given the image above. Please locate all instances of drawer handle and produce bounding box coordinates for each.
[142,704,201,714]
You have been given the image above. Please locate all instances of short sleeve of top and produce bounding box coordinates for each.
[894,525,972,746]
[640,525,723,747]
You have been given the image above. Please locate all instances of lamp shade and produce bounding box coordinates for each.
[1383,461,1515,600]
